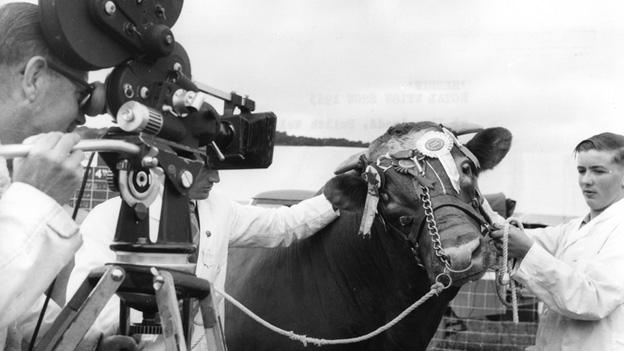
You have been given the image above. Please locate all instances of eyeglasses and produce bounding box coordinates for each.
[45,60,94,113]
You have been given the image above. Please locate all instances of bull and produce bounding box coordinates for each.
[224,121,512,350]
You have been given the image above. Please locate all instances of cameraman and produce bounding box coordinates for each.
[0,0,85,335]
[0,3,139,351]
[68,164,339,349]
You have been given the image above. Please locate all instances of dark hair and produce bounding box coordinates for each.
[574,132,624,165]
[0,2,54,67]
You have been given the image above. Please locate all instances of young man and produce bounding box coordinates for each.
[69,165,339,349]
[490,132,624,350]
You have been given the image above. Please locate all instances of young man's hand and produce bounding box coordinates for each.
[13,132,84,205]
[490,225,534,259]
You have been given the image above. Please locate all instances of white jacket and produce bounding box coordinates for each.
[0,158,81,349]
[68,189,338,350]
[514,197,624,351]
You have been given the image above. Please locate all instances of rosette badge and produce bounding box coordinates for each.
[416,131,453,158]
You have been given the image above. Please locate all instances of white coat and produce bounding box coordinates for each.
[68,189,338,350]
[514,197,624,351]
[0,156,81,349]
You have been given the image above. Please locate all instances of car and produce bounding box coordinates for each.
[250,189,317,207]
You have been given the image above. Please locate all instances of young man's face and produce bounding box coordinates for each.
[577,149,624,215]
[189,167,220,200]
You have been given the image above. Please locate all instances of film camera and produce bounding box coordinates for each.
[41,0,276,261]
[33,0,276,349]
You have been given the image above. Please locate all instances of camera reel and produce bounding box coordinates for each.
[39,0,183,70]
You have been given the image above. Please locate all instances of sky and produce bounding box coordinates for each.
[169,0,624,146]
[51,0,623,145]
[5,0,624,216]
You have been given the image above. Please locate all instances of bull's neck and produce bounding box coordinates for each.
[293,211,444,316]
[226,211,460,350]
[283,211,460,348]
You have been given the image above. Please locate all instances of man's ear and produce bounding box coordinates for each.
[21,56,48,102]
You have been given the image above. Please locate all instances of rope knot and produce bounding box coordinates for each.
[431,282,445,295]
[311,339,325,347]
[287,331,308,347]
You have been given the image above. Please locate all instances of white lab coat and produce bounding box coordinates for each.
[514,197,624,350]
[0,156,81,349]
[68,189,338,350]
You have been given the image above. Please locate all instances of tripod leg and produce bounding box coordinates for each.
[119,301,131,336]
[152,269,187,351]
[198,284,227,351]
[34,266,126,351]
[181,298,193,344]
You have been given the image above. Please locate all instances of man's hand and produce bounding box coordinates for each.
[97,336,138,351]
[13,132,83,205]
[490,225,535,259]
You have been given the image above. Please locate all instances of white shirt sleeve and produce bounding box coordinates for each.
[513,222,624,320]
[524,223,568,256]
[0,182,81,328]
[227,194,339,247]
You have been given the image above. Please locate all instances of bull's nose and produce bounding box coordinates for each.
[443,239,480,271]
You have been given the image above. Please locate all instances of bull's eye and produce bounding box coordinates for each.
[471,198,480,209]
[481,224,491,236]
[399,216,414,226]
[461,163,472,175]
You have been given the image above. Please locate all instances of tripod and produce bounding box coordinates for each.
[32,129,232,350]
[33,264,227,351]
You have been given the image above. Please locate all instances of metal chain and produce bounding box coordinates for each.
[419,185,452,269]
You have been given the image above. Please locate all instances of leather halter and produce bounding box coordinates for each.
[360,143,493,271]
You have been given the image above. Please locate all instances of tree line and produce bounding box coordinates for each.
[75,127,368,148]
[274,131,367,147]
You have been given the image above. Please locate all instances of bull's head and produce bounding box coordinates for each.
[324,122,511,287]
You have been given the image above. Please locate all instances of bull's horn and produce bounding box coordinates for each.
[334,151,367,174]
[442,121,484,136]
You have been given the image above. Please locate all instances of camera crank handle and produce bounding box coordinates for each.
[0,140,141,159]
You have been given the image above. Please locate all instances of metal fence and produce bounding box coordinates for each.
[428,274,538,350]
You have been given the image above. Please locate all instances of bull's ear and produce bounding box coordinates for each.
[444,121,483,136]
[322,174,367,212]
[465,127,512,170]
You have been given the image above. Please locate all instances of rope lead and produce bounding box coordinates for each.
[497,217,521,324]
[214,279,449,346]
